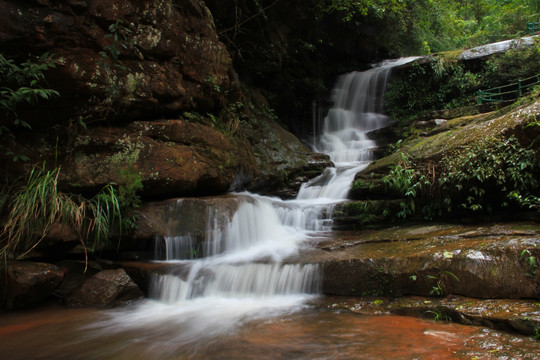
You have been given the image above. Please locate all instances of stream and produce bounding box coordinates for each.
[1,58,539,359]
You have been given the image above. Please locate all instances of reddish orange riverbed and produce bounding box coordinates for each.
[0,301,538,360]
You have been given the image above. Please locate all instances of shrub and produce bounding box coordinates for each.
[0,53,59,161]
[438,136,539,214]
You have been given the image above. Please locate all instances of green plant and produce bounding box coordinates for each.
[381,152,431,219]
[0,53,59,160]
[114,167,143,233]
[0,166,122,270]
[205,75,221,92]
[439,136,539,214]
[427,271,460,297]
[426,308,452,322]
[520,247,538,276]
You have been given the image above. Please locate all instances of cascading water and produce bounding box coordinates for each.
[297,57,419,200]
[90,58,418,352]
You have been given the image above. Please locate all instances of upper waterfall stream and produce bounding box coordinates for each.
[90,57,418,348]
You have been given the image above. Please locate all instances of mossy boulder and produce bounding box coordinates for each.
[309,222,540,299]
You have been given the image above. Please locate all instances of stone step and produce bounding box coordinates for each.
[308,222,540,300]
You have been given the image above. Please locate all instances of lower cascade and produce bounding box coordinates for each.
[93,58,416,345]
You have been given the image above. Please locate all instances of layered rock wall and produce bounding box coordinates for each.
[0,0,330,198]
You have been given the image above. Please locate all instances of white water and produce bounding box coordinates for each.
[90,57,417,347]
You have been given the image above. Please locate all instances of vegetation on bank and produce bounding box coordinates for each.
[385,39,540,127]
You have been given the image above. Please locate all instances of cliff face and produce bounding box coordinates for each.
[0,0,330,198]
[1,0,232,121]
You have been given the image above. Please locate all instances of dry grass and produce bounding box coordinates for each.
[0,167,122,268]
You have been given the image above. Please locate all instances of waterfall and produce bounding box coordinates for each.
[94,57,418,346]
[298,57,419,201]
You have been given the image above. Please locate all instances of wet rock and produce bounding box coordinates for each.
[313,222,540,299]
[244,119,333,197]
[53,260,105,300]
[119,261,185,295]
[3,262,64,310]
[321,295,540,336]
[458,36,537,61]
[133,194,246,241]
[66,268,143,308]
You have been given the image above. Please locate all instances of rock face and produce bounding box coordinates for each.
[312,223,540,299]
[3,261,64,310]
[61,120,238,197]
[363,100,540,175]
[0,0,330,198]
[66,268,143,307]
[0,0,233,122]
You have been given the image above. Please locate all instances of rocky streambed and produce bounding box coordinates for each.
[307,221,540,337]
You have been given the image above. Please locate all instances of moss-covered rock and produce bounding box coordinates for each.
[311,222,540,299]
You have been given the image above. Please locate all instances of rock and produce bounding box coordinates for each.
[363,100,540,175]
[132,194,247,243]
[3,261,64,310]
[66,268,143,308]
[322,295,540,336]
[60,119,238,197]
[0,0,233,124]
[117,261,181,295]
[52,260,104,300]
[458,36,537,61]
[0,0,331,200]
[244,119,333,197]
[310,222,540,299]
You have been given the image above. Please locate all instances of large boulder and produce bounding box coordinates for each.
[66,268,143,308]
[60,119,238,197]
[312,223,540,299]
[3,261,64,310]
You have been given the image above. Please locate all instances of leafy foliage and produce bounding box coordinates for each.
[0,53,59,160]
[386,40,540,129]
[381,152,431,219]
[377,136,539,221]
[439,137,539,214]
